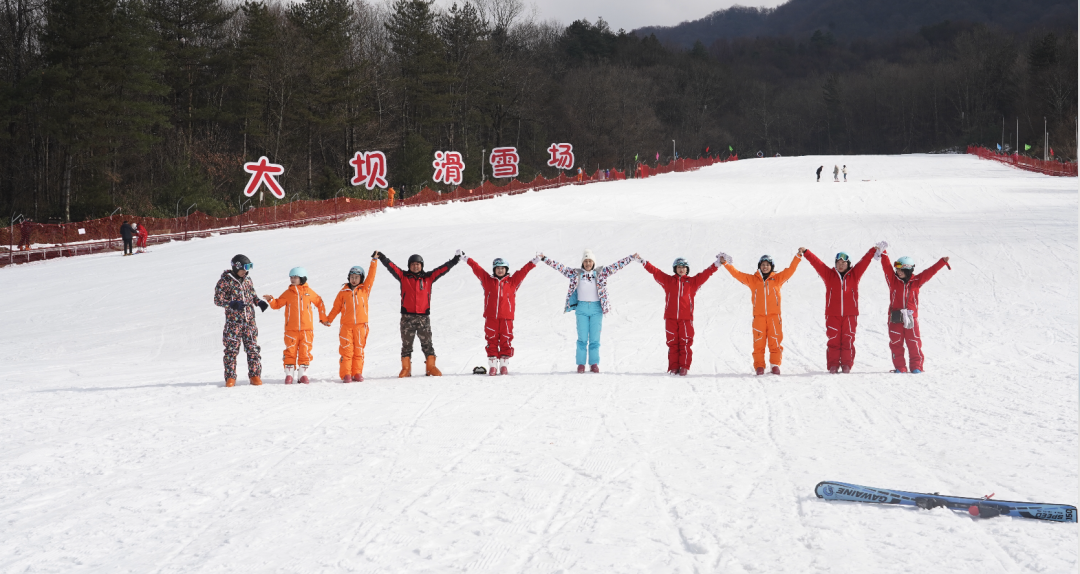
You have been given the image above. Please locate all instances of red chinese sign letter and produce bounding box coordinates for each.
[243,156,285,198]
[350,151,389,190]
[489,147,520,179]
[547,143,574,170]
[432,151,465,185]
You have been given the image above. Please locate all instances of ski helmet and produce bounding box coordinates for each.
[289,267,308,278]
[492,258,508,270]
[348,265,366,282]
[758,255,775,269]
[407,254,424,268]
[835,252,850,262]
[231,254,253,272]
[672,257,689,272]
[894,256,915,270]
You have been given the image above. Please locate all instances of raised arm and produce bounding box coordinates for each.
[802,249,830,280]
[913,257,949,286]
[508,260,537,288]
[771,253,803,286]
[599,255,635,278]
[848,247,877,281]
[362,259,378,291]
[642,260,670,284]
[427,254,461,283]
[540,255,578,279]
[466,256,489,281]
[688,262,719,287]
[722,262,755,286]
[377,252,403,282]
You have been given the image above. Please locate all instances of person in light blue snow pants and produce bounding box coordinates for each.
[575,301,603,366]
[538,248,635,374]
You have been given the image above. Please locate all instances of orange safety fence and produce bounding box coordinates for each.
[1,155,729,267]
[967,146,1077,177]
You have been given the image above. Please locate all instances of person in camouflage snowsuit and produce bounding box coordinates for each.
[214,254,267,386]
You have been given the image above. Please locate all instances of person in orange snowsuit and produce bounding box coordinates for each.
[263,266,327,384]
[387,187,396,207]
[719,248,805,375]
[323,256,378,383]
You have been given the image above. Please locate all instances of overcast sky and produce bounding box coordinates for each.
[430,0,786,33]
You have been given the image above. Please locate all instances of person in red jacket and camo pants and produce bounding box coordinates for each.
[378,250,461,377]
[802,245,877,373]
[465,254,538,376]
[636,253,722,375]
[880,245,950,373]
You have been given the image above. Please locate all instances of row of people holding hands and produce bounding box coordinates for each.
[213,243,949,386]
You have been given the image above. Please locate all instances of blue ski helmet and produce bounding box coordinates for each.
[894,256,915,270]
[289,266,308,278]
[835,252,850,262]
[348,265,366,282]
[758,255,775,270]
[672,257,689,272]
[492,257,508,270]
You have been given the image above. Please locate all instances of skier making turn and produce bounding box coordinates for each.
[377,251,462,377]
[719,249,804,375]
[539,249,635,373]
[636,253,721,375]
[263,267,327,384]
[213,254,268,387]
[323,256,378,383]
[465,254,538,375]
[803,246,877,373]
[880,248,950,373]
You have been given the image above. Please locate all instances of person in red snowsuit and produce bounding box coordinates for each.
[637,253,721,375]
[377,250,461,377]
[803,246,877,373]
[465,254,538,375]
[881,249,950,373]
[134,223,148,252]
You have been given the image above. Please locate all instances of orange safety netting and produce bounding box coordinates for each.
[1,156,728,266]
[967,146,1077,177]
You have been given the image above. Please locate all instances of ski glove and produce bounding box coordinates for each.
[530,256,540,265]
[257,300,269,312]
[873,241,888,261]
[716,252,731,266]
[455,249,466,261]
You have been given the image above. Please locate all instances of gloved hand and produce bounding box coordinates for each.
[875,241,888,251]
[531,256,540,265]
[257,300,269,312]
[632,253,643,263]
[455,249,467,261]
[228,300,245,311]
[371,250,380,259]
[716,252,731,266]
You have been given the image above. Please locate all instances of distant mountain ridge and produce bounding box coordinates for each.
[634,0,1077,48]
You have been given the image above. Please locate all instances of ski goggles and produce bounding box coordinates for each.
[835,252,850,262]
[238,262,253,271]
[894,261,914,270]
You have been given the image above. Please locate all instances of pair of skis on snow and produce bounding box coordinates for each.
[816,481,1076,523]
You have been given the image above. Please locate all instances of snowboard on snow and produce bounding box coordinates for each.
[815,480,1076,523]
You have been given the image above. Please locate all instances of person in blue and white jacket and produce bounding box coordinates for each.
[538,249,635,373]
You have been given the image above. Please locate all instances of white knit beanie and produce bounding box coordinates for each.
[582,249,596,266]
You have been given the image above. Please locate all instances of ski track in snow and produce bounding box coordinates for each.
[0,154,1076,573]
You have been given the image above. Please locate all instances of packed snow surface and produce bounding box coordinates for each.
[1,155,1076,573]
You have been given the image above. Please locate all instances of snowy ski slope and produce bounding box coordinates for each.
[0,154,1076,573]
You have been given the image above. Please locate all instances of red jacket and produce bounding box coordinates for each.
[379,253,459,315]
[643,261,718,321]
[804,247,875,317]
[881,253,948,318]
[467,258,536,320]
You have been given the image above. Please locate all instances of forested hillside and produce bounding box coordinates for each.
[0,0,1074,222]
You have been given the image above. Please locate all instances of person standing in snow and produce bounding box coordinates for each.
[803,246,877,373]
[134,223,148,253]
[636,253,722,375]
[816,166,823,182]
[464,253,538,376]
[842,165,848,182]
[377,251,461,377]
[718,249,804,375]
[880,248,950,373]
[833,165,840,182]
[322,256,378,383]
[119,221,134,256]
[214,254,267,387]
[263,267,327,384]
[538,249,635,373]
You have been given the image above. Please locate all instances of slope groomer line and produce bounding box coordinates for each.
[213,239,953,385]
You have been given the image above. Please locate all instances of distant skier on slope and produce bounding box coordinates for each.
[803,246,877,373]
[636,253,722,376]
[464,254,538,376]
[120,221,134,256]
[214,254,267,387]
[718,249,804,375]
[322,256,378,383]
[538,249,635,374]
[263,267,327,384]
[816,166,823,182]
[377,251,461,377]
[880,248,949,373]
[833,165,840,182]
[134,223,148,253]
[842,165,848,182]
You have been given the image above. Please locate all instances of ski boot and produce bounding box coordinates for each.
[770,365,781,375]
[840,366,851,374]
[225,378,236,388]
[425,355,442,376]
[488,357,499,376]
[678,368,688,376]
[755,367,765,375]
[353,374,364,382]
[342,375,352,384]
[577,365,586,373]
[298,365,310,384]
[499,357,509,376]
[250,376,263,386]
[399,357,411,378]
[590,364,600,373]
[911,369,922,374]
[285,366,296,385]
[828,366,839,374]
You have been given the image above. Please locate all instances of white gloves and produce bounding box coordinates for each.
[530,256,540,265]
[874,241,887,261]
[716,252,731,266]
[455,249,467,261]
[632,254,644,263]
